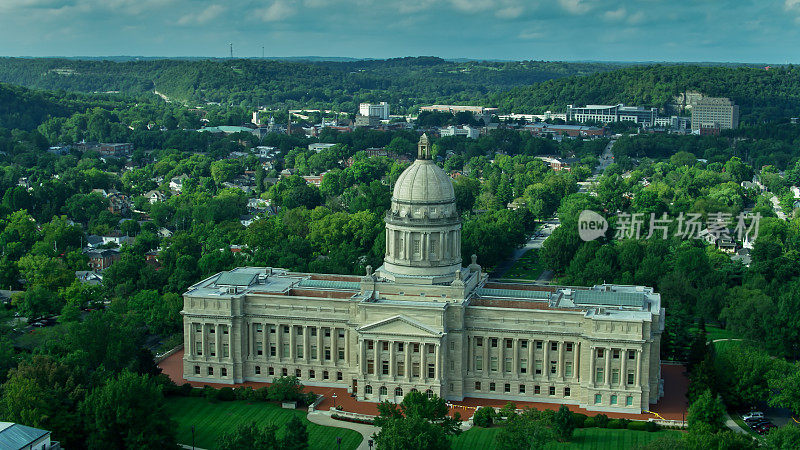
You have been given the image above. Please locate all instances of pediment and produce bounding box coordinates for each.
[357,315,442,338]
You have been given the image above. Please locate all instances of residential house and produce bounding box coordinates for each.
[144,190,166,204]
[84,248,121,272]
[0,422,58,450]
[170,174,190,194]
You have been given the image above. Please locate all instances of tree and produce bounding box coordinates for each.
[373,391,461,450]
[280,415,309,450]
[552,405,575,441]
[765,424,800,449]
[13,284,60,320]
[495,409,555,450]
[769,362,800,416]
[80,370,177,449]
[687,389,725,431]
[218,422,278,450]
[472,406,496,427]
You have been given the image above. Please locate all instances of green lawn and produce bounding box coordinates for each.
[451,427,683,450]
[504,249,546,280]
[164,397,362,450]
[705,326,735,342]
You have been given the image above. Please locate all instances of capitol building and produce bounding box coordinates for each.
[181,135,665,413]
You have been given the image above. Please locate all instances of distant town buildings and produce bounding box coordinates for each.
[359,102,390,120]
[690,97,739,132]
[421,105,499,115]
[567,104,658,127]
[308,143,337,153]
[524,123,605,138]
[439,125,480,139]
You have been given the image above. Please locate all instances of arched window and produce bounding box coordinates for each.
[395,387,403,397]
[410,388,418,393]
[365,385,373,394]
[379,386,388,396]
[425,389,434,398]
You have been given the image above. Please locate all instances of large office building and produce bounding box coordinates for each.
[567,104,658,127]
[182,135,665,414]
[690,97,739,132]
[359,102,391,120]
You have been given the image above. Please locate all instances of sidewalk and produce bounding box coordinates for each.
[307,411,378,450]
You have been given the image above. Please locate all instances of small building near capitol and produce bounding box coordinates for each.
[182,135,665,414]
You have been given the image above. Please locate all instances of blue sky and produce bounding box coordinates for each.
[2,0,799,62]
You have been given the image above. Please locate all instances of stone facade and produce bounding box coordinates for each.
[182,136,664,414]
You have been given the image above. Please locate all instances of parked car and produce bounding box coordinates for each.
[743,411,764,421]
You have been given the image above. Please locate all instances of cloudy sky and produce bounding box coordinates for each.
[2,0,799,62]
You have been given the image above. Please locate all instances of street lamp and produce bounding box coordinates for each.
[337,436,342,450]
[333,392,338,408]
[191,425,195,450]
[368,439,374,450]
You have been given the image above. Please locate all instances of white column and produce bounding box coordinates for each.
[332,326,338,365]
[589,346,596,387]
[513,338,519,375]
[389,341,396,378]
[406,341,412,382]
[558,341,565,380]
[304,326,310,363]
[317,327,323,361]
[289,325,296,362]
[636,349,642,386]
[276,323,282,359]
[528,339,535,380]
[574,342,580,381]
[483,337,489,377]
[373,339,379,376]
[604,347,612,387]
[620,348,627,389]
[421,343,427,382]
[201,323,207,359]
[345,329,351,364]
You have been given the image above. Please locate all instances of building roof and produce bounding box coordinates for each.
[215,271,260,287]
[0,422,50,450]
[392,159,455,204]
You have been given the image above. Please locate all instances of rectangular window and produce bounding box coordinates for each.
[223,344,229,358]
[398,343,404,352]
[564,387,571,397]
[309,369,315,378]
[491,338,498,348]
[475,356,483,371]
[338,348,345,360]
[504,357,512,373]
[476,337,483,347]
[550,361,557,374]
[627,372,635,385]
[397,362,405,376]
[209,347,215,357]
[338,329,345,338]
[534,385,540,394]
[270,346,276,357]
[595,368,604,384]
[209,328,215,334]
[520,359,527,374]
[283,325,289,333]
[611,395,618,405]
[551,342,558,351]
[597,348,604,358]
[535,360,543,375]
[367,360,374,373]
[337,372,343,381]
[310,345,317,359]
[413,344,420,353]
[367,340,374,350]
[428,345,435,354]
[489,382,496,391]
[382,361,389,375]
[255,366,261,375]
[626,396,633,406]
[310,327,317,337]
[504,383,511,393]
[565,362,573,378]
[383,341,389,351]
[612,349,620,359]
[565,342,573,352]
[612,369,620,385]
[594,394,602,404]
[519,384,526,394]
[325,347,331,360]
[412,362,420,377]
[506,339,513,349]
[194,365,200,375]
[255,324,263,332]
[323,371,329,379]
[256,342,263,356]
[324,328,331,337]
[196,343,202,355]
[536,341,543,350]
[223,328,228,335]
[295,369,301,378]
[549,386,555,396]
[282,368,287,376]
[490,357,498,372]
[208,367,214,375]
[269,367,275,375]
[282,342,289,357]
[297,327,303,336]
[475,381,481,390]
[427,364,435,379]
[521,340,528,349]
[296,345,304,359]
[270,326,276,334]
[628,350,636,360]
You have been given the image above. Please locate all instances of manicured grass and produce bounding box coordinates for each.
[505,249,546,280]
[705,326,735,342]
[165,397,362,450]
[451,427,683,450]
[13,324,63,350]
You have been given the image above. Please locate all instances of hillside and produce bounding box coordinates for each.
[491,64,800,123]
[0,57,624,110]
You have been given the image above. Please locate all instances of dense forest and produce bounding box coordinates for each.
[493,64,800,124]
[0,57,624,111]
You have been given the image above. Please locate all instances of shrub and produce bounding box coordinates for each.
[473,406,496,427]
[234,386,253,401]
[202,385,218,401]
[499,402,517,418]
[608,418,628,429]
[627,421,648,431]
[594,414,609,428]
[331,414,375,426]
[584,416,596,428]
[645,421,660,432]
[572,413,588,428]
[218,387,236,401]
[180,383,194,396]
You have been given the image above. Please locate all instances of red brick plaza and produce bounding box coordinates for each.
[159,350,688,421]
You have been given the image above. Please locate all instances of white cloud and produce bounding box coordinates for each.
[449,0,492,14]
[558,0,592,15]
[496,5,524,19]
[256,0,296,22]
[178,4,225,26]
[786,0,800,11]
[627,11,645,25]
[603,7,626,21]
[518,29,544,40]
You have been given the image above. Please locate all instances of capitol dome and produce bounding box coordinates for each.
[392,138,455,204]
[379,134,463,284]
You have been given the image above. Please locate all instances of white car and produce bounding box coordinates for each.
[743,412,764,421]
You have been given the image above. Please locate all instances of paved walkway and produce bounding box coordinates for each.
[307,411,378,450]
[724,412,751,435]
